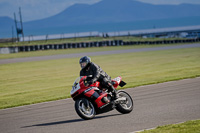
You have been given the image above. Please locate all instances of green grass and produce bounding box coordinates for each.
[0,46,200,109]
[139,120,200,133]
[0,36,186,47]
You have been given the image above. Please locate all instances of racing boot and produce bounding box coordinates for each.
[112,89,118,100]
[108,83,118,100]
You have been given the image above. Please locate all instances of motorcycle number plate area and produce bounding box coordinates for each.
[113,77,121,84]
[71,83,80,95]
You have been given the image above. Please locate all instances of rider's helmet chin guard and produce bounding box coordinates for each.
[79,56,91,69]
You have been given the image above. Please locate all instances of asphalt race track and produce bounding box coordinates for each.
[0,43,200,65]
[0,77,200,133]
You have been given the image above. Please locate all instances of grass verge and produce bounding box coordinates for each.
[139,120,200,133]
[0,47,200,109]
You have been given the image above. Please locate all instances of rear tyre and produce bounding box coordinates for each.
[115,91,133,114]
[75,98,96,120]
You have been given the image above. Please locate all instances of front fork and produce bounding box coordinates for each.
[82,98,90,108]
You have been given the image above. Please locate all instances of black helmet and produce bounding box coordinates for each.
[79,56,91,69]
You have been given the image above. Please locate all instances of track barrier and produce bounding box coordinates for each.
[0,39,199,54]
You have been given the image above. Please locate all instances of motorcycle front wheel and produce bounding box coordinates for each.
[75,98,96,120]
[115,91,133,114]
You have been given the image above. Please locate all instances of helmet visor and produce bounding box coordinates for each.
[80,62,87,69]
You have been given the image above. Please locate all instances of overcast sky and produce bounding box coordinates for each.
[1,0,200,22]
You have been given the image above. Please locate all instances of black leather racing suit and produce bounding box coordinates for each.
[80,62,117,98]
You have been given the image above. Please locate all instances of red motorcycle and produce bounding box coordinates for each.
[70,76,133,120]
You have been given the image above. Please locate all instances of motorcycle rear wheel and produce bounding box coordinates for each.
[75,98,96,120]
[115,91,133,114]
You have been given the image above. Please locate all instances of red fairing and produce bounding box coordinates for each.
[84,89,96,97]
[90,82,100,87]
[71,76,88,99]
[95,92,108,108]
[71,76,101,99]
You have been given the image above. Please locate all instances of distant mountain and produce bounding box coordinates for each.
[24,0,200,29]
[1,0,200,38]
[0,16,14,30]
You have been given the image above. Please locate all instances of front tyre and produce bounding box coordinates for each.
[115,91,133,114]
[75,98,96,120]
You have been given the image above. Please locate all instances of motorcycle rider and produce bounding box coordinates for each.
[79,56,117,100]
